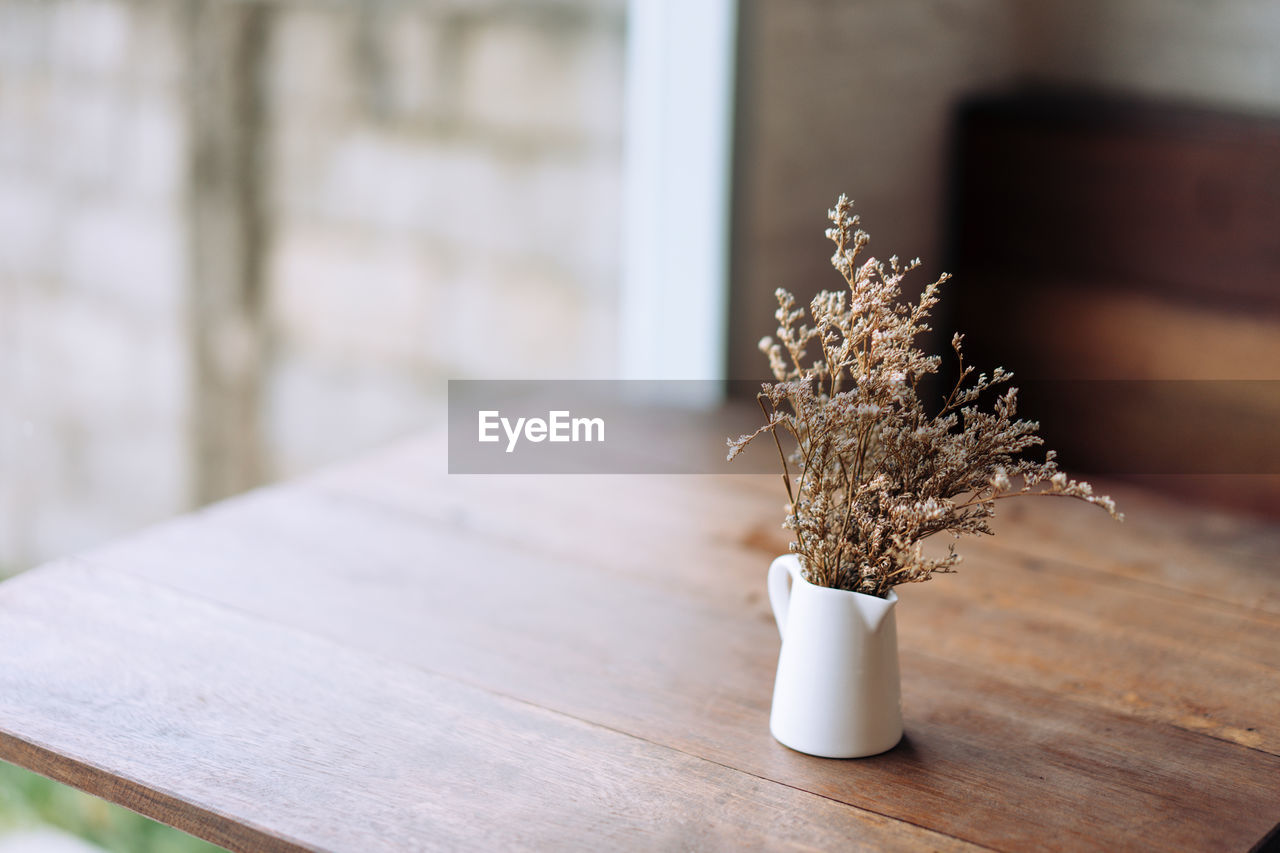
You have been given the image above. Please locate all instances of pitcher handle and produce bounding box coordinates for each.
[768,555,799,639]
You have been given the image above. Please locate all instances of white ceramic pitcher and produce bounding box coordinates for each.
[767,554,903,758]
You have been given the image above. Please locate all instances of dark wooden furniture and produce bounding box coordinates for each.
[1,434,1278,850]
[948,90,1280,518]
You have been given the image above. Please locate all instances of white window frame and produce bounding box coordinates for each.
[620,0,738,389]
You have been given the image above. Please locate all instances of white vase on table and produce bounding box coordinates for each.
[767,554,903,758]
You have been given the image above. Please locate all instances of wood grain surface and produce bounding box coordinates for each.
[2,433,1278,851]
[0,564,970,853]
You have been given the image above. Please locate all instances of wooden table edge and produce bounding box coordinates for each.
[0,726,314,853]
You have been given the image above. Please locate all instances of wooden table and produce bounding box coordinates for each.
[1,435,1278,851]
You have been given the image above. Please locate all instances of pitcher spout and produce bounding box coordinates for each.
[852,588,898,633]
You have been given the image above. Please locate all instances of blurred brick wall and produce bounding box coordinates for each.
[0,0,625,571]
[262,2,624,476]
[0,0,191,568]
[1014,0,1280,112]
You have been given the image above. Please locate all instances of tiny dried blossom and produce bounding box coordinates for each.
[728,195,1122,598]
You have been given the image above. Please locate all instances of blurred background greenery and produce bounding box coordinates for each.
[0,762,224,853]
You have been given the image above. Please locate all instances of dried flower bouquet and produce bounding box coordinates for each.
[729,195,1121,599]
